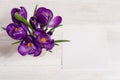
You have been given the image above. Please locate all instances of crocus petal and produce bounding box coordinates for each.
[20,7,27,19]
[11,7,27,23]
[45,39,54,51]
[6,23,27,40]
[35,7,53,27]
[34,47,42,57]
[36,32,50,43]
[18,35,42,56]
[18,42,37,56]
[18,44,31,56]
[11,8,20,23]
[37,14,48,26]
[20,23,29,33]
[34,28,46,36]
[29,16,38,29]
[49,16,62,28]
[12,27,27,40]
[35,29,54,51]
[35,7,53,19]
[35,7,46,17]
[44,9,53,20]
[6,23,15,37]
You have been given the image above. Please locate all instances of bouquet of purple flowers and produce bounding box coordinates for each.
[2,5,69,57]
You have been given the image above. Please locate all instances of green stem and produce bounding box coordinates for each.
[45,17,51,31]
[14,14,34,32]
[55,43,59,46]
[33,4,38,16]
[12,41,21,45]
[55,40,70,43]
[1,27,6,30]
[49,50,53,53]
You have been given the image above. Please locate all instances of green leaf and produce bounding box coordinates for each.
[49,50,53,53]
[12,41,21,45]
[33,4,38,16]
[55,40,70,43]
[1,27,6,30]
[14,13,34,32]
[55,43,59,46]
[45,17,51,31]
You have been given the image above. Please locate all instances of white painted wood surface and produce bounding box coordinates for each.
[0,0,120,80]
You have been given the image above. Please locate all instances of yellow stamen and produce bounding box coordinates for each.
[15,11,19,14]
[27,42,32,47]
[14,27,19,32]
[31,20,34,23]
[40,37,46,43]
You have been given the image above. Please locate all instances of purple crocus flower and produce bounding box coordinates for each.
[35,7,53,27]
[34,28,45,36]
[29,16,38,29]
[35,29,54,51]
[49,16,62,28]
[18,35,42,56]
[35,7,62,28]
[11,7,27,23]
[6,23,27,40]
